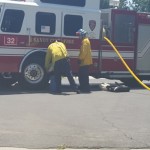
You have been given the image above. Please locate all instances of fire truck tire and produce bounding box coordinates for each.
[19,58,49,90]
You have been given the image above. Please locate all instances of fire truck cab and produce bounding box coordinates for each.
[0,0,150,89]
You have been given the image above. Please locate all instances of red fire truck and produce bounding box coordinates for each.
[0,0,150,89]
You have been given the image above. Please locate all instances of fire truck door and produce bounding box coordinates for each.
[101,9,137,73]
[136,14,150,74]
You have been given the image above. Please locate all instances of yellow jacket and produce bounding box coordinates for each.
[45,41,68,71]
[78,37,93,66]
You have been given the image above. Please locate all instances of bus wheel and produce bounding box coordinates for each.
[19,58,49,90]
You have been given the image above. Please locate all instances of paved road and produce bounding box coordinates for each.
[0,78,150,149]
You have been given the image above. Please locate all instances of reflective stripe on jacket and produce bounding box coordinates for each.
[78,37,93,66]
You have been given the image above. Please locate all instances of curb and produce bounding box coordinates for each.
[0,148,150,150]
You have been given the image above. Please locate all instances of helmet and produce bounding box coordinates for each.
[76,29,87,37]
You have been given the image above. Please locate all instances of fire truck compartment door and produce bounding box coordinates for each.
[111,9,137,45]
[101,9,137,72]
[136,24,150,73]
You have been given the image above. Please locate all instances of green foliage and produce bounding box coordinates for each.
[100,0,150,12]
[130,0,150,12]
[119,0,128,9]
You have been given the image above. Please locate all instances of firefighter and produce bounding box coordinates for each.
[45,40,80,94]
[76,29,93,93]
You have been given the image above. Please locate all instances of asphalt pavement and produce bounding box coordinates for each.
[0,78,150,149]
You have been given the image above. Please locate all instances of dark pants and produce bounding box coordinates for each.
[49,75,56,92]
[54,58,78,93]
[79,65,90,92]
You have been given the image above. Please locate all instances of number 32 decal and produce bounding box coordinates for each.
[4,36,17,45]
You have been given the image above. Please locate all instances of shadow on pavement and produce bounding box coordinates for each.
[0,82,101,95]
[0,80,149,95]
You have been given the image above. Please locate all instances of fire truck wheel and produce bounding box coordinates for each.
[19,58,49,90]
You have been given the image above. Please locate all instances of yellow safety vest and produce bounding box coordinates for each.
[45,41,68,71]
[78,38,93,66]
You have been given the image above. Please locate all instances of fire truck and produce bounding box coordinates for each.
[0,0,150,89]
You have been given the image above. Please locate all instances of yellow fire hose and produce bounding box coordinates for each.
[104,37,150,91]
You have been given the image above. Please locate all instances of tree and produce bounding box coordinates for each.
[130,0,150,12]
[119,0,128,9]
